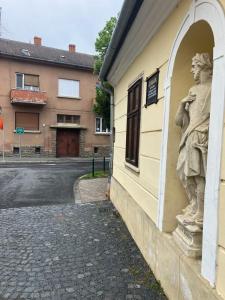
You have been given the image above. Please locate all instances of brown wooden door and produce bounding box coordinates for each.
[56,129,80,157]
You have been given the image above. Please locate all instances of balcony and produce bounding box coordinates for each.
[10,89,47,105]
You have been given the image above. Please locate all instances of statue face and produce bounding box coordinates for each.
[191,61,201,82]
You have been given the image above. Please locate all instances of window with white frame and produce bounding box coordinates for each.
[16,73,40,91]
[95,117,109,133]
[58,79,79,98]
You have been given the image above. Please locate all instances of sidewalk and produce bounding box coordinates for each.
[0,156,109,164]
[0,173,166,299]
[0,202,166,300]
[74,177,109,204]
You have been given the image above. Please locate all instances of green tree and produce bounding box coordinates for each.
[94,16,117,74]
[93,16,117,128]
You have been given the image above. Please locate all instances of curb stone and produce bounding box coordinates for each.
[73,178,81,204]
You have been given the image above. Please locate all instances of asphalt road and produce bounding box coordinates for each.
[0,162,104,209]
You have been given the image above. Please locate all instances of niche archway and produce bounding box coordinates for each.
[158,0,225,286]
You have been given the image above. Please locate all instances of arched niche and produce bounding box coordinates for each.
[161,20,214,233]
[157,0,225,286]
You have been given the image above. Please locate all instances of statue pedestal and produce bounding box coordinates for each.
[173,215,202,258]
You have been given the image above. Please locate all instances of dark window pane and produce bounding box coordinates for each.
[57,115,64,122]
[72,115,80,124]
[96,118,101,132]
[65,115,72,123]
[102,118,107,132]
[16,74,23,89]
[35,147,41,154]
[13,147,19,154]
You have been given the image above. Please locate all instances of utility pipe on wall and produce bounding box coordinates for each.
[96,83,114,177]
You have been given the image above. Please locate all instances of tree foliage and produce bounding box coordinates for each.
[93,16,117,128]
[94,16,117,74]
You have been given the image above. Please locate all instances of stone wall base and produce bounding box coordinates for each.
[81,146,111,158]
[79,130,110,157]
[0,146,55,157]
[110,176,222,300]
[0,146,110,158]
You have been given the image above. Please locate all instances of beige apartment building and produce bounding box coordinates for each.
[0,36,110,157]
[101,0,225,299]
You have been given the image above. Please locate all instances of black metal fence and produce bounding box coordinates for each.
[92,156,109,177]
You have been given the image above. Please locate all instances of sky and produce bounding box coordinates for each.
[0,0,124,55]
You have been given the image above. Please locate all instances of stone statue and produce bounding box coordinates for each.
[173,53,213,257]
[175,53,212,228]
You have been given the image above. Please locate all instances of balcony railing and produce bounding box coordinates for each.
[10,89,47,105]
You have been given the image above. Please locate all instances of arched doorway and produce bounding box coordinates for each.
[158,0,225,286]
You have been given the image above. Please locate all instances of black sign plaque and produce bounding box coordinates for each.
[145,69,159,107]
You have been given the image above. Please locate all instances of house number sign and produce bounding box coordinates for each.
[145,69,159,107]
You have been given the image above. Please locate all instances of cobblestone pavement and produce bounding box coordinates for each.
[0,202,166,300]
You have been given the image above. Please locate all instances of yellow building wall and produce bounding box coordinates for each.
[112,0,225,298]
[113,0,192,224]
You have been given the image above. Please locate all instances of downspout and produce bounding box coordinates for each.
[109,91,114,177]
[98,84,114,177]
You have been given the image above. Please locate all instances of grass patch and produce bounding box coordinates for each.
[129,266,166,297]
[80,170,109,179]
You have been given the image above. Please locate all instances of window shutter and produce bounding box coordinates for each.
[15,112,39,131]
[125,79,142,166]
[24,75,39,87]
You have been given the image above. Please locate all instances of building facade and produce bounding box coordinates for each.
[100,0,225,299]
[0,37,110,157]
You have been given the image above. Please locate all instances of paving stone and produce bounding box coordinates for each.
[0,202,166,299]
[66,288,75,293]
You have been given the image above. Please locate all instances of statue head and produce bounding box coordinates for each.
[191,53,212,83]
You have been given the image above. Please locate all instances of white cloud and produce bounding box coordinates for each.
[0,0,123,54]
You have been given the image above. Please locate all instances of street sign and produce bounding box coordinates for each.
[16,127,24,134]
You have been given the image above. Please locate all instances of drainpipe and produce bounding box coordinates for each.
[109,91,114,177]
[97,83,114,178]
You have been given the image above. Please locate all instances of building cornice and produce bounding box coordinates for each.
[101,0,180,86]
[99,0,144,82]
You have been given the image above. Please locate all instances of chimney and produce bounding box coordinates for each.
[34,36,42,46]
[69,44,76,53]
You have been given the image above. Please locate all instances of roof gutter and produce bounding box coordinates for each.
[99,0,144,82]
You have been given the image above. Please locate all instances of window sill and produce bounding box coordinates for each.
[13,130,41,134]
[124,161,140,173]
[95,132,111,136]
[13,88,41,92]
[57,96,81,100]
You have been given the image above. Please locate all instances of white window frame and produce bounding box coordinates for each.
[95,117,109,134]
[58,79,80,98]
[15,73,40,92]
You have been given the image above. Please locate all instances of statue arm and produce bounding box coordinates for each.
[175,99,186,127]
